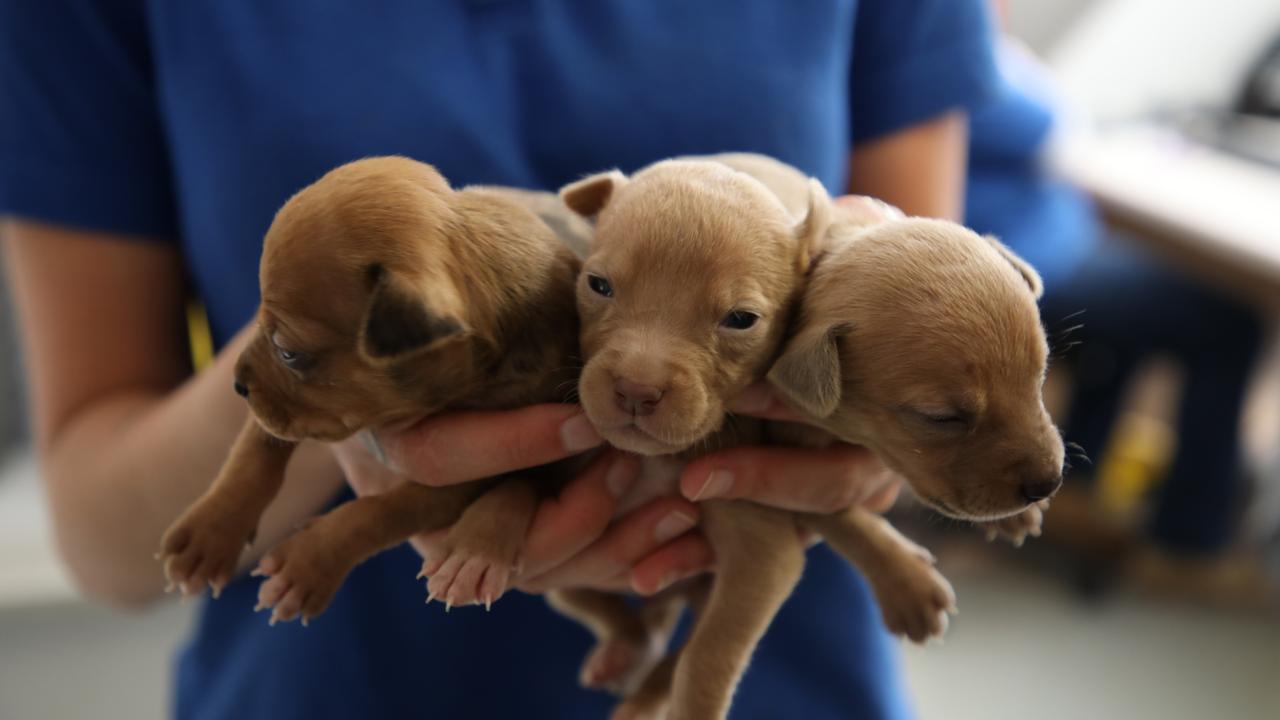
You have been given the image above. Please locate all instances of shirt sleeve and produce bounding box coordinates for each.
[0,0,177,239]
[850,0,999,143]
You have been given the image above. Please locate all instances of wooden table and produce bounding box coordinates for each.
[1049,125,1280,306]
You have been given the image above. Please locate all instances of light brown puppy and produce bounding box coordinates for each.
[552,154,1063,720]
[550,157,850,720]
[157,156,581,622]
[768,211,1065,522]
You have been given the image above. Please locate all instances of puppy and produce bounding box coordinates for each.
[545,156,842,720]
[550,154,1063,719]
[157,156,581,622]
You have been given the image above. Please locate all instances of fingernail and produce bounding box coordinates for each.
[728,384,772,414]
[560,413,603,452]
[691,470,734,501]
[606,455,639,498]
[654,511,697,543]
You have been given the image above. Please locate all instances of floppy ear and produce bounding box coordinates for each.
[359,266,466,361]
[560,170,629,218]
[793,179,832,273]
[767,322,848,419]
[984,234,1043,300]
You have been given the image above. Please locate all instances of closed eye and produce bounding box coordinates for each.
[902,407,972,432]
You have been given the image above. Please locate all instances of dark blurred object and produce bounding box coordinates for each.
[1237,33,1280,118]
[1164,30,1280,169]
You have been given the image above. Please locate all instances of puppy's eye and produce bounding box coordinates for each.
[587,274,613,298]
[720,310,759,330]
[920,411,969,429]
[277,347,314,371]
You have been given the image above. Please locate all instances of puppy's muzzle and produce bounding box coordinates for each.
[1020,474,1063,503]
[614,377,664,417]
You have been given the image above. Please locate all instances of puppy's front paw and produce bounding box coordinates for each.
[158,497,258,598]
[980,499,1049,547]
[420,531,519,611]
[253,524,350,626]
[873,553,956,643]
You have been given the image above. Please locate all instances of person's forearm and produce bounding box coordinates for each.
[848,111,969,221]
[43,327,344,607]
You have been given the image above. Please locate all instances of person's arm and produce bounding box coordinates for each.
[848,110,969,221]
[3,220,345,607]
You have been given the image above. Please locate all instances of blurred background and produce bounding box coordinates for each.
[2,0,1279,718]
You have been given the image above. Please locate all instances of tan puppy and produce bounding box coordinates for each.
[157,156,581,622]
[768,211,1065,525]
[550,157,853,720]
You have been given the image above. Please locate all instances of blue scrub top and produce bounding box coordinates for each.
[964,44,1101,293]
[1,2,995,718]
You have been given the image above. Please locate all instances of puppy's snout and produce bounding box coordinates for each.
[614,377,664,417]
[233,379,250,398]
[1020,475,1062,503]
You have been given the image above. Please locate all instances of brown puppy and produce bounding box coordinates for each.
[549,157,838,720]
[157,156,581,622]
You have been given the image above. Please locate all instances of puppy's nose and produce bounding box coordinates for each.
[1021,476,1062,503]
[614,378,664,417]
[233,380,250,398]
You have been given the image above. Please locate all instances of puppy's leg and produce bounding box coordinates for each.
[159,418,296,597]
[804,507,956,642]
[419,477,541,609]
[610,577,710,720]
[546,587,686,693]
[668,502,805,720]
[255,480,483,624]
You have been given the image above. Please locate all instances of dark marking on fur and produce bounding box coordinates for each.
[364,282,462,358]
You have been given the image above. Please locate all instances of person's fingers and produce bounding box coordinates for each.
[378,404,604,486]
[518,497,700,594]
[679,443,899,514]
[725,382,807,422]
[862,481,902,514]
[331,436,412,497]
[516,451,640,579]
[832,194,905,223]
[625,532,715,596]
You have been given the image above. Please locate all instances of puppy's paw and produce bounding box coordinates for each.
[980,499,1049,547]
[873,554,957,643]
[581,639,645,691]
[253,527,350,626]
[158,498,258,599]
[421,530,520,611]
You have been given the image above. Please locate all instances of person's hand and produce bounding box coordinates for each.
[832,194,906,225]
[329,404,713,597]
[677,383,902,515]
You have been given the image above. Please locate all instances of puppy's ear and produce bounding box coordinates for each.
[560,170,628,218]
[984,234,1043,299]
[359,266,466,361]
[767,322,848,419]
[793,179,832,272]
